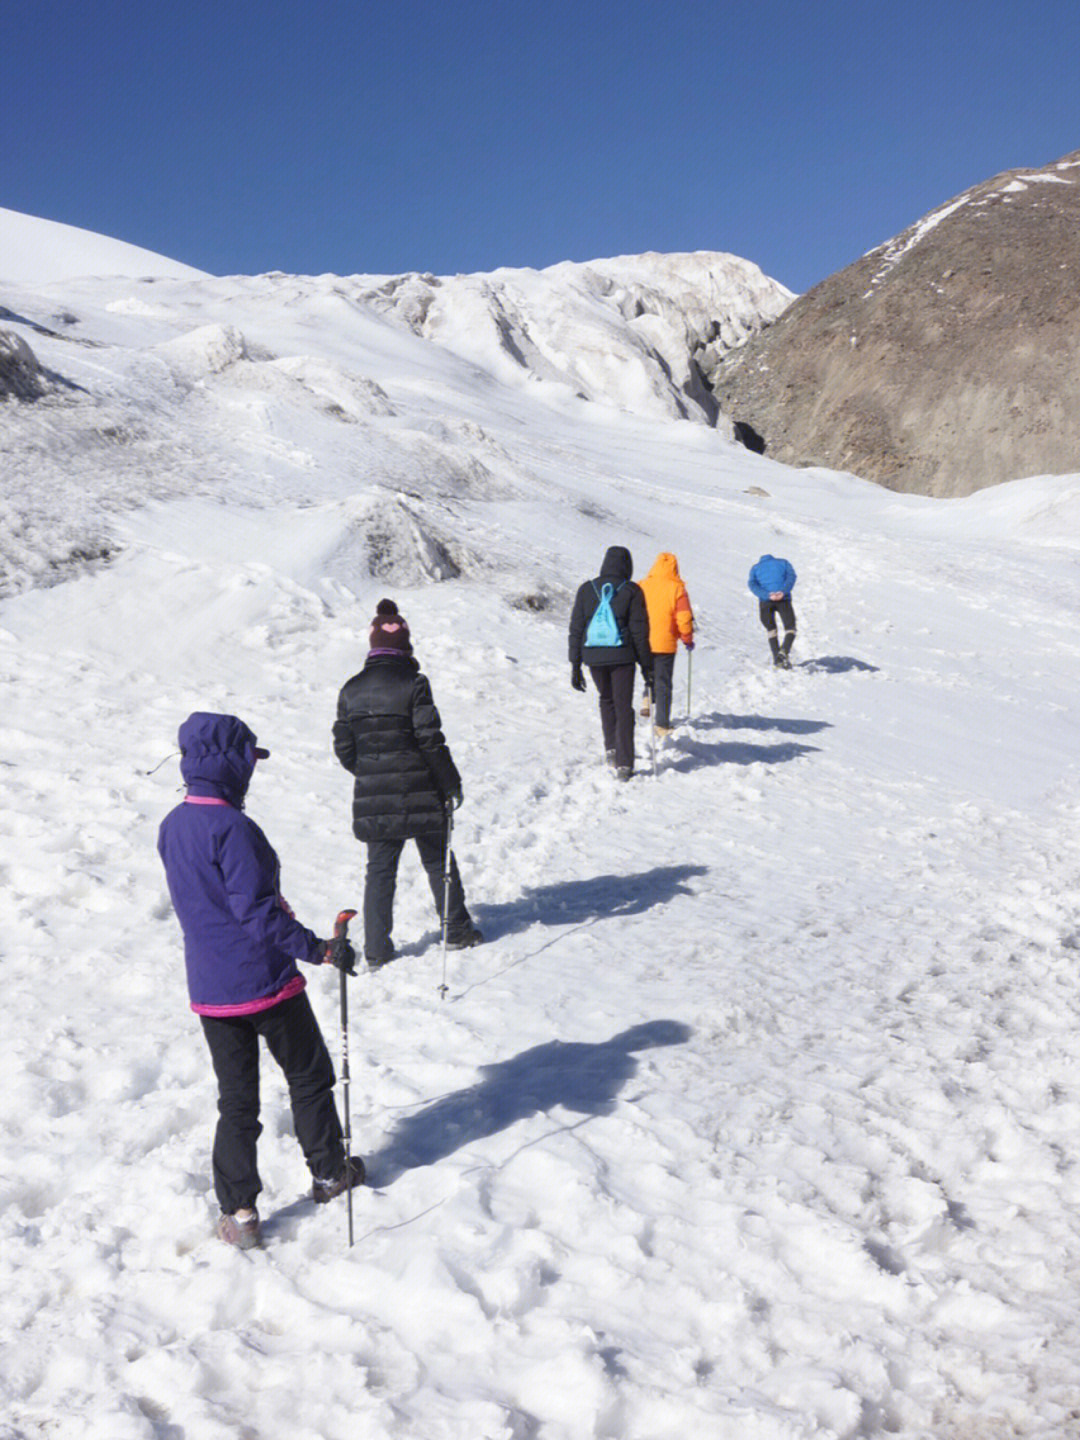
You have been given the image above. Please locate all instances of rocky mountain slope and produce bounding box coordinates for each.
[711,151,1080,496]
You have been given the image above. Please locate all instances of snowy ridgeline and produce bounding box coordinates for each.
[1,206,791,599]
[3,210,1080,1439]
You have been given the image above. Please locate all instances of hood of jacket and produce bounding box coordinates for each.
[178,712,262,807]
[599,546,633,582]
[645,552,681,582]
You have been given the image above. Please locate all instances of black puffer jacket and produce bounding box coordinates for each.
[333,655,461,841]
[568,545,652,672]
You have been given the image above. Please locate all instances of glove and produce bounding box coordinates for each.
[571,663,587,693]
[642,670,654,692]
[446,789,463,811]
[323,934,357,976]
[684,640,695,651]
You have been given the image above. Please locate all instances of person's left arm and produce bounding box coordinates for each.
[411,675,463,802]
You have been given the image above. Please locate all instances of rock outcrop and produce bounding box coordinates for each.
[712,151,1080,495]
[0,330,46,400]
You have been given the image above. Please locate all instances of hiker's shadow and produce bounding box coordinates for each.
[665,711,828,771]
[801,656,879,674]
[471,864,707,943]
[665,737,822,771]
[699,712,832,737]
[366,1019,694,1187]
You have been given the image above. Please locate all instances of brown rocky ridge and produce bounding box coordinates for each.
[710,150,1080,496]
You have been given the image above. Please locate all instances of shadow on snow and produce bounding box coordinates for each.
[693,711,832,736]
[366,1019,694,1186]
[473,863,708,943]
[799,655,879,674]
[663,736,822,771]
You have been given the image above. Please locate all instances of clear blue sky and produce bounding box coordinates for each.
[6,0,1079,293]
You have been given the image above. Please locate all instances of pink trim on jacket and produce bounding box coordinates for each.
[184,795,233,806]
[191,973,307,1018]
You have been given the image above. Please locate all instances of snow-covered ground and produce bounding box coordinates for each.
[2,214,1080,1439]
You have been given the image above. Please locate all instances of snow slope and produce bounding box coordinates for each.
[2,213,1080,1439]
[0,207,207,285]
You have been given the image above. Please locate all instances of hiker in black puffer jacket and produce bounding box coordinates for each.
[568,545,652,779]
[333,600,481,967]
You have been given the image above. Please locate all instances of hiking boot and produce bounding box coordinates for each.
[366,950,396,970]
[217,1209,262,1250]
[447,925,483,950]
[639,697,651,718]
[654,726,674,739]
[615,767,633,781]
[312,1156,366,1205]
[777,652,792,669]
[605,748,617,769]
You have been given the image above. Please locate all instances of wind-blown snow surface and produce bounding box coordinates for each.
[3,219,1080,1439]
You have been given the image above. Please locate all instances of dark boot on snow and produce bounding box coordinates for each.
[313,1156,366,1205]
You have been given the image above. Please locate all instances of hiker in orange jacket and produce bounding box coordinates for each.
[638,553,694,735]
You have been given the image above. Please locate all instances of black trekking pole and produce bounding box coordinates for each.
[333,908,358,1247]
[686,647,693,721]
[439,803,454,1000]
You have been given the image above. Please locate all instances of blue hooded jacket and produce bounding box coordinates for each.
[157,712,324,1014]
[748,555,796,601]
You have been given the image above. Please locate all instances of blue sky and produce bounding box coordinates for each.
[6,0,1079,293]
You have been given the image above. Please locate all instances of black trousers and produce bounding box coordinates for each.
[650,652,677,729]
[200,991,343,1214]
[758,598,797,655]
[364,825,471,962]
[589,663,637,771]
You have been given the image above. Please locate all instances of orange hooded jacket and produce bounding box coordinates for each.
[639,553,694,654]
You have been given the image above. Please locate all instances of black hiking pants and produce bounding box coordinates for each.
[363,825,471,963]
[200,991,344,1214]
[650,652,677,729]
[589,662,637,772]
[758,598,797,657]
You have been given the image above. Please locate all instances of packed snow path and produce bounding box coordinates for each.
[3,485,1080,1439]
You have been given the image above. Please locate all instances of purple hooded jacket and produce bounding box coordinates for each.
[157,712,325,1015]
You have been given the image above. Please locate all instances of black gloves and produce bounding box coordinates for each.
[324,934,357,976]
[571,663,587,692]
[446,789,463,812]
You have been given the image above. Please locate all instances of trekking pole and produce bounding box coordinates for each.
[686,648,693,720]
[333,908,358,1248]
[439,803,454,1000]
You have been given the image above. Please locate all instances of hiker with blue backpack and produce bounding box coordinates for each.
[568,546,652,780]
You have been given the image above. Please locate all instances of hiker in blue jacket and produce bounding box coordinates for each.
[158,711,362,1250]
[748,554,797,668]
[568,545,652,779]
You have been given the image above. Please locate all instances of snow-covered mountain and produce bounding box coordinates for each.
[1,210,790,600]
[345,251,793,425]
[3,210,1080,1439]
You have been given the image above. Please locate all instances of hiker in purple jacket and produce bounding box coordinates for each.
[158,711,362,1250]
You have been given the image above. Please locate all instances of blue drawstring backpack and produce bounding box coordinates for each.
[584,581,625,647]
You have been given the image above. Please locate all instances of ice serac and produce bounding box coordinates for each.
[711,150,1080,496]
[346,251,794,427]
